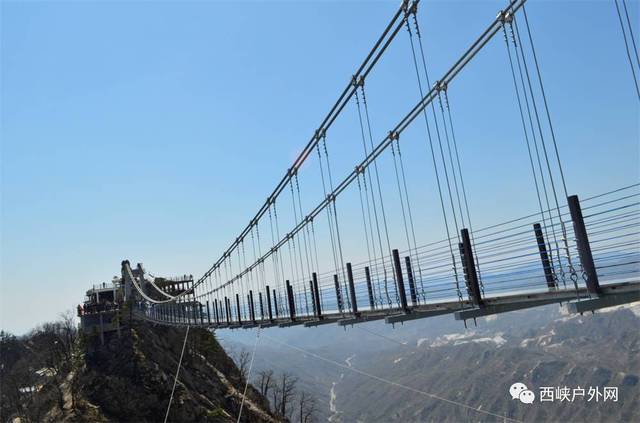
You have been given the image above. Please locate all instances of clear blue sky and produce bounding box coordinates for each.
[2,0,638,334]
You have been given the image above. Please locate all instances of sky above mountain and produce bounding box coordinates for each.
[2,0,638,334]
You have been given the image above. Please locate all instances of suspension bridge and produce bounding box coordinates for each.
[116,0,639,331]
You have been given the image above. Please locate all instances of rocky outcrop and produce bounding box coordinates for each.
[76,321,276,422]
[0,318,276,423]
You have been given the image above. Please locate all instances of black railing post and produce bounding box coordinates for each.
[405,256,418,306]
[392,249,409,312]
[346,263,359,316]
[258,292,264,321]
[533,223,556,289]
[266,285,273,320]
[273,290,279,318]
[309,280,316,316]
[364,266,375,310]
[333,274,343,313]
[312,272,322,318]
[214,299,219,324]
[225,297,231,324]
[249,290,256,323]
[235,294,242,324]
[568,195,601,294]
[286,280,296,321]
[460,228,483,307]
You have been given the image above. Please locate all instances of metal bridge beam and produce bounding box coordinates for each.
[565,291,640,314]
[454,298,562,320]
[385,308,453,324]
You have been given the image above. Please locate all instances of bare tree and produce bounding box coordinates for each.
[273,372,297,420]
[256,369,274,398]
[297,391,317,423]
[236,348,251,381]
[57,310,78,366]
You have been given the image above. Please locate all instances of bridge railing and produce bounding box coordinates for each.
[237,185,638,324]
[581,184,640,285]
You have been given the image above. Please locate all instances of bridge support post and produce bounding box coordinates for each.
[333,275,343,313]
[309,281,316,316]
[214,299,219,324]
[365,266,375,310]
[266,286,273,321]
[346,263,359,316]
[568,195,600,294]
[225,297,231,324]
[258,292,264,321]
[249,290,256,323]
[405,256,418,306]
[392,249,409,312]
[312,272,322,318]
[235,294,242,324]
[286,280,296,321]
[534,223,556,289]
[206,301,211,324]
[459,228,483,307]
[200,303,204,325]
[273,290,279,318]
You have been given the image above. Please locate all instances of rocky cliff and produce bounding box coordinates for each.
[1,317,277,423]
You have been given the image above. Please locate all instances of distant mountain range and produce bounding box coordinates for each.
[221,302,640,422]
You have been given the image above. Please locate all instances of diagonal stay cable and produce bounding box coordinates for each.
[237,327,261,423]
[164,325,190,423]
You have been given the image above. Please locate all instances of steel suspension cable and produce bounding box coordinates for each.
[356,86,389,307]
[622,0,640,70]
[614,0,640,99]
[441,89,485,294]
[322,135,352,311]
[407,10,464,303]
[410,15,462,244]
[520,7,569,198]
[437,90,466,230]
[361,84,398,306]
[390,137,414,267]
[507,19,559,277]
[394,138,425,300]
[502,18,562,287]
[514,13,579,291]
